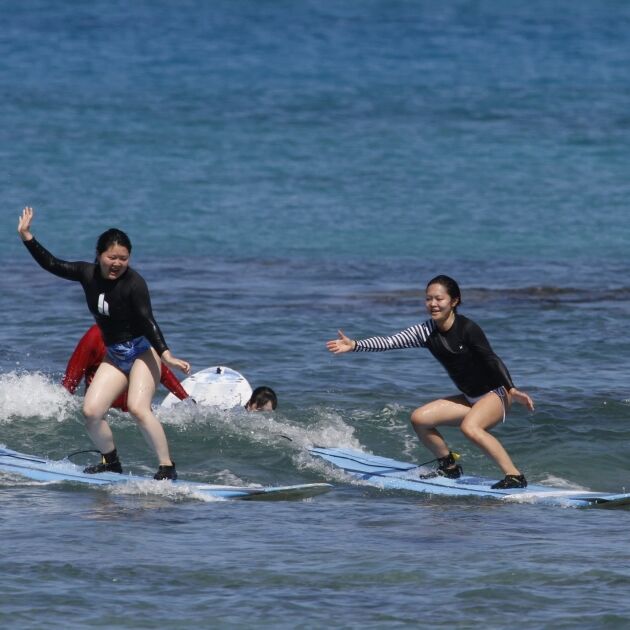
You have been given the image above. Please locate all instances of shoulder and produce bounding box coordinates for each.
[66,258,94,276]
[79,262,98,279]
[410,319,436,341]
[456,313,479,329]
[421,319,436,333]
[456,314,489,340]
[123,267,148,289]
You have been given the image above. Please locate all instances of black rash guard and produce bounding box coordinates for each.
[354,314,514,398]
[23,237,168,356]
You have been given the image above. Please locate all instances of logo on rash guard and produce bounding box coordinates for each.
[98,293,110,316]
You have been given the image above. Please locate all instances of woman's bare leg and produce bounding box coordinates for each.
[410,396,471,458]
[459,393,519,475]
[82,361,129,453]
[126,348,173,466]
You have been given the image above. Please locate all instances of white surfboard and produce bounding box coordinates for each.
[160,366,253,409]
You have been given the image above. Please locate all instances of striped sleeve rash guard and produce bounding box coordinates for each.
[354,314,514,398]
[23,237,168,355]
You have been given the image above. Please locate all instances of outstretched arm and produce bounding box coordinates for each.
[327,323,432,354]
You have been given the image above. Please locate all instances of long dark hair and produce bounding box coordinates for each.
[95,228,132,261]
[426,275,461,310]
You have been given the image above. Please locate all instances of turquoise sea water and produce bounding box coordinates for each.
[2,2,630,628]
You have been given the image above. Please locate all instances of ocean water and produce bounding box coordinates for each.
[2,1,630,628]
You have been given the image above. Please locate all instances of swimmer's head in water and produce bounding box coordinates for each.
[245,386,278,411]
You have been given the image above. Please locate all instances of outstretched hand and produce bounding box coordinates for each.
[326,329,356,354]
[510,388,535,412]
[18,206,34,241]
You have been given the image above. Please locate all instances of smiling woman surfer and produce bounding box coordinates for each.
[18,206,191,480]
[326,275,534,489]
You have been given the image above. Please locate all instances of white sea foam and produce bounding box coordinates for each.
[0,371,78,423]
[537,474,587,491]
[106,479,224,502]
[156,401,361,451]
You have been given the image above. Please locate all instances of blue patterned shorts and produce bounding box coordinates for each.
[106,336,151,374]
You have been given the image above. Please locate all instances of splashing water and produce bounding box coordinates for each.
[0,371,78,423]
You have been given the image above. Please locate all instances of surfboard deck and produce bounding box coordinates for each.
[160,366,253,409]
[0,446,331,501]
[309,447,630,509]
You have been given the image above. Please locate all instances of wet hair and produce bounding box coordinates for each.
[95,228,132,257]
[245,386,278,411]
[426,275,462,310]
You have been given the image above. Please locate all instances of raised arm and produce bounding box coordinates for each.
[18,207,87,281]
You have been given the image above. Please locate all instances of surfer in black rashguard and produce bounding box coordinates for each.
[18,206,191,480]
[326,275,534,489]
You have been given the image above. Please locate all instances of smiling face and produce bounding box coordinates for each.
[97,243,130,280]
[425,282,459,329]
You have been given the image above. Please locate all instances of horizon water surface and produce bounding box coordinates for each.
[2,2,630,629]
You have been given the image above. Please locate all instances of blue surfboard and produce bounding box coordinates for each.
[310,447,630,508]
[0,446,332,501]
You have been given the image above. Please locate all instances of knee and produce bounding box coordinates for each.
[125,399,143,419]
[460,420,482,442]
[82,402,101,424]
[410,406,432,429]
[126,399,151,422]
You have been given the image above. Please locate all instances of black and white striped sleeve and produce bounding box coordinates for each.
[354,321,434,352]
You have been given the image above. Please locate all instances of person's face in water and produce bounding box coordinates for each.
[246,400,274,412]
[98,244,130,280]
